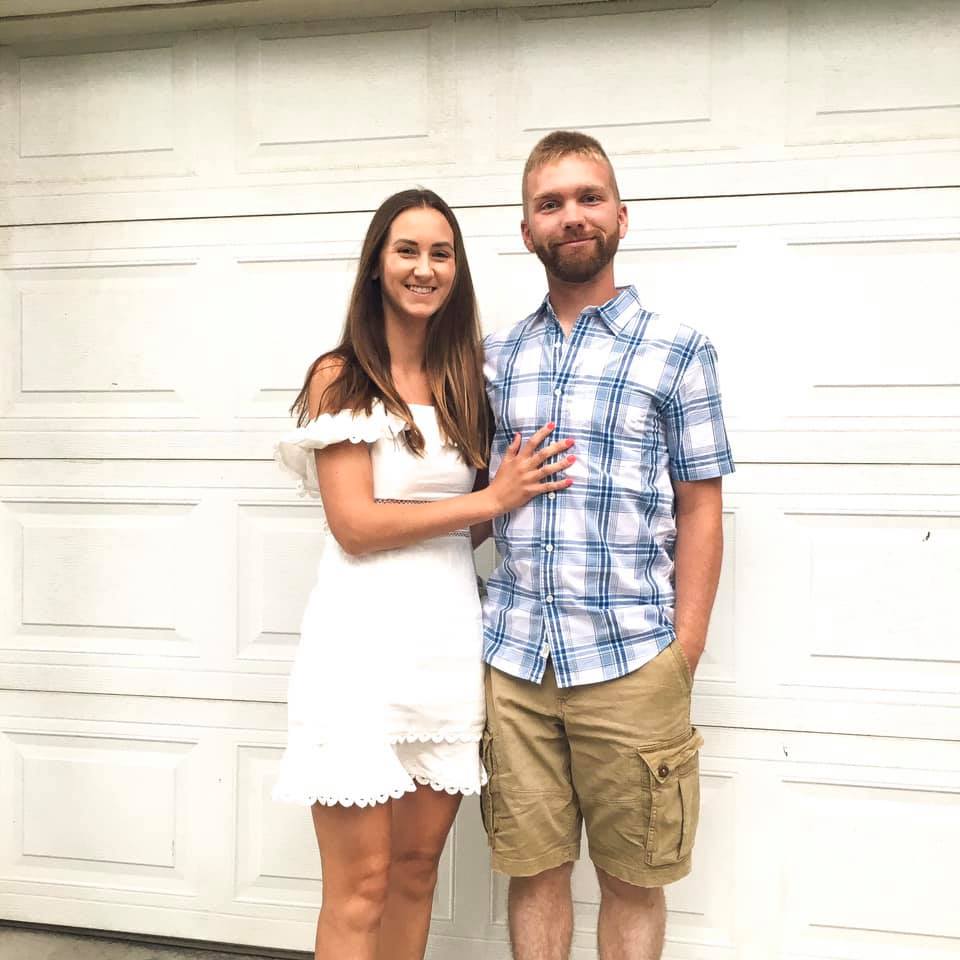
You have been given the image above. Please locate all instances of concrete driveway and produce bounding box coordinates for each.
[0,926,309,960]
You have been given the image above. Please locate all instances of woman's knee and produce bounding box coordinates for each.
[389,847,442,901]
[322,855,392,931]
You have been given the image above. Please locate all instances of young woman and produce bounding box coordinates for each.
[273,188,575,960]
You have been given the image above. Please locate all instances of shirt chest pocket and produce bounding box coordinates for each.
[566,386,659,439]
[622,390,659,437]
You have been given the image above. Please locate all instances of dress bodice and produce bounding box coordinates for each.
[371,404,475,501]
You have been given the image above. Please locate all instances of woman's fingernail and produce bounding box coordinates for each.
[566,438,575,447]
[548,422,556,430]
[566,478,574,486]
[567,455,576,464]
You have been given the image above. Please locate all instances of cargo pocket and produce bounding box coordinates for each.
[637,727,704,866]
[479,731,497,842]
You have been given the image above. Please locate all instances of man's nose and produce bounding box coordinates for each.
[562,201,585,228]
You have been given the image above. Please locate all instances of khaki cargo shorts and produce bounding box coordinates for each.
[480,642,702,887]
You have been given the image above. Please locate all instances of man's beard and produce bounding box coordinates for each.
[531,228,620,284]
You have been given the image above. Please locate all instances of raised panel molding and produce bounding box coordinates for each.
[235,15,456,173]
[0,731,197,892]
[496,0,737,159]
[236,503,327,661]
[0,33,198,183]
[787,0,960,146]
[782,775,960,954]
[1,261,202,420]
[778,511,960,694]
[234,254,357,416]
[782,237,960,418]
[234,744,322,908]
[0,499,202,658]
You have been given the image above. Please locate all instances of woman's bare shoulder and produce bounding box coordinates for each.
[306,356,348,418]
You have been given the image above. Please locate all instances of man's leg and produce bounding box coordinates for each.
[565,644,701,960]
[595,868,665,960]
[480,664,581,960]
[507,862,574,960]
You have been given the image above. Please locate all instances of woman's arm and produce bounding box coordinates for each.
[316,431,568,556]
[307,365,573,556]
[470,468,493,549]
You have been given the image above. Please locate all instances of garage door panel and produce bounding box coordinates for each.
[234,252,356,417]
[234,744,322,909]
[0,32,199,184]
[236,503,327,662]
[5,4,960,226]
[781,775,960,956]
[0,730,202,895]
[235,15,456,174]
[787,0,960,147]
[2,260,203,420]
[496,0,740,159]
[772,510,960,697]
[783,237,960,418]
[0,499,210,660]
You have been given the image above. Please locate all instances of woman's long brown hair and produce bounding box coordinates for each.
[290,189,491,468]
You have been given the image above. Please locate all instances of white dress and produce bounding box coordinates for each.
[272,400,486,807]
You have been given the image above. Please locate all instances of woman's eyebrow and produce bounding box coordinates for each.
[392,238,454,250]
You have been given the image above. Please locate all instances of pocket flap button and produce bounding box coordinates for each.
[658,763,670,778]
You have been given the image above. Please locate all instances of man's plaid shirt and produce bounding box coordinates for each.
[482,285,734,688]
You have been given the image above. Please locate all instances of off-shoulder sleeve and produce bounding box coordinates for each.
[275,402,406,498]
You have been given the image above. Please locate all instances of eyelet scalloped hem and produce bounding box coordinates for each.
[272,775,483,809]
[271,731,487,808]
[388,731,481,745]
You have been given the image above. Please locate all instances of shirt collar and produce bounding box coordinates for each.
[529,285,641,336]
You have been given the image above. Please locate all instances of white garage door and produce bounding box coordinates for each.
[1,3,958,959]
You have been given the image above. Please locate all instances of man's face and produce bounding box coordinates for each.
[522,154,627,284]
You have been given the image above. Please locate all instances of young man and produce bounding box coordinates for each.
[480,131,734,960]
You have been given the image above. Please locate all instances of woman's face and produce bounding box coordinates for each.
[378,206,457,324]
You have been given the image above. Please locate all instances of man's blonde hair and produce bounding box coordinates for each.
[521,130,620,212]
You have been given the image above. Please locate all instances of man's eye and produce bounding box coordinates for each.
[582,195,601,204]
[540,201,558,211]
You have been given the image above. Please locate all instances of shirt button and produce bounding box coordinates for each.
[554,388,562,398]
[544,544,554,553]
[545,595,554,604]
[547,492,556,500]
[541,642,550,656]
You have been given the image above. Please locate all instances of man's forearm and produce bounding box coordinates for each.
[672,489,724,672]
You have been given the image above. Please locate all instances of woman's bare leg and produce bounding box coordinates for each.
[311,800,393,960]
[376,785,462,960]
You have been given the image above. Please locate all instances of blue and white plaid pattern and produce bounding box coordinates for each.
[482,286,734,688]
